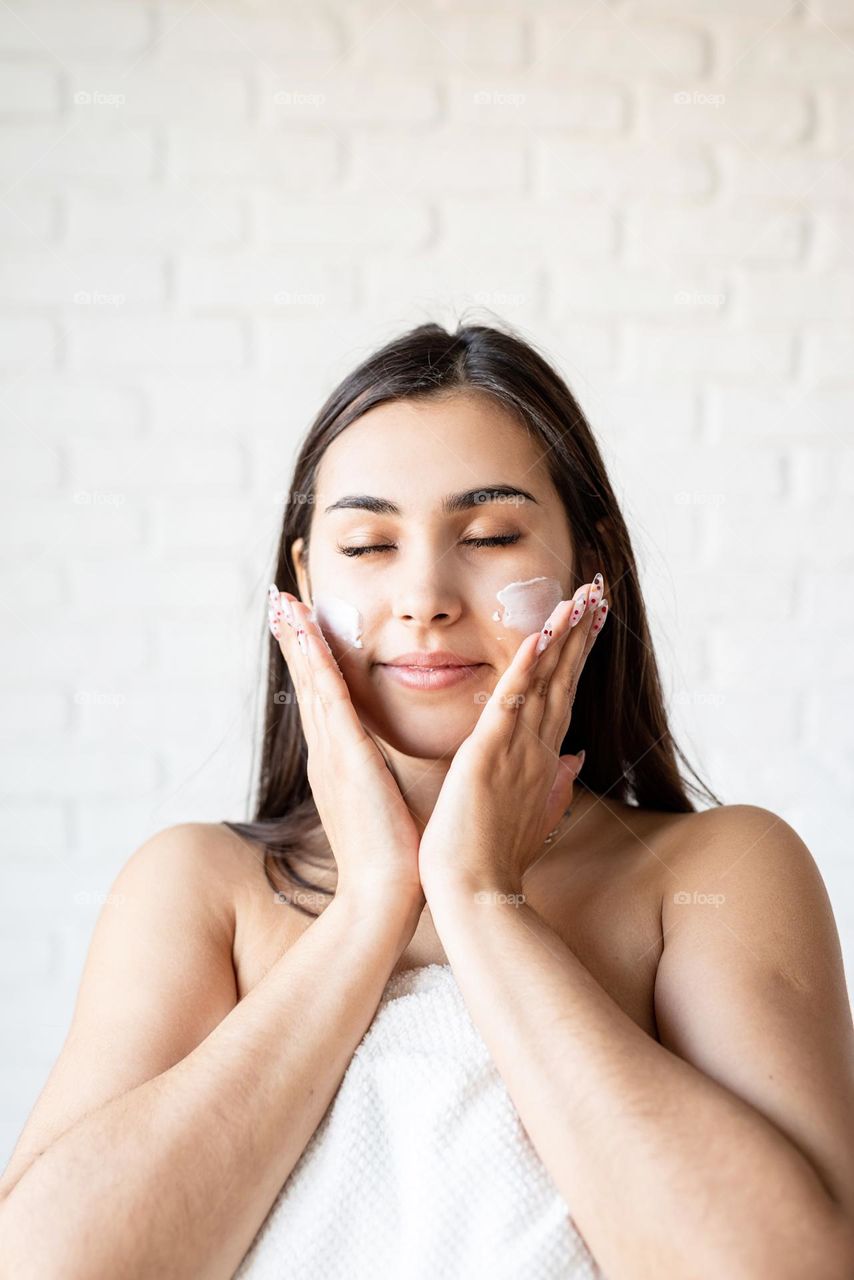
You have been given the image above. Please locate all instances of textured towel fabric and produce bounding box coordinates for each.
[234,963,604,1279]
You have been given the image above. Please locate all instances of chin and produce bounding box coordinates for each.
[357,704,482,761]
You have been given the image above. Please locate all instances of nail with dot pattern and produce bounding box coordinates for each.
[591,599,609,635]
[278,591,294,626]
[588,573,604,611]
[535,624,554,656]
[569,586,589,627]
[296,627,307,655]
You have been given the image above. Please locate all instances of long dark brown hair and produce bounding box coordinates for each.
[223,318,722,915]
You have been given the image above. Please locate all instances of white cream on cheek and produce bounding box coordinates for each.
[311,591,365,649]
[310,578,561,654]
[492,575,563,634]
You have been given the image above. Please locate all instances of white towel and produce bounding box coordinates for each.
[234,963,604,1279]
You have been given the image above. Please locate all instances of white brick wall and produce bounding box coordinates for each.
[1,0,852,1170]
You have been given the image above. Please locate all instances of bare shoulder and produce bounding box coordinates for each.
[164,819,267,899]
[121,820,260,936]
[651,801,854,1222]
[656,801,847,978]
[663,800,806,855]
[0,821,249,1200]
[659,802,835,925]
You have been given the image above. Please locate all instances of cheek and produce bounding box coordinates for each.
[311,575,566,652]
[311,591,365,650]
[491,575,563,635]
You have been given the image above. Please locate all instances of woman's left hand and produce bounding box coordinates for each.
[418,574,609,899]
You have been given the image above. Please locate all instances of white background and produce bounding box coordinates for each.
[1,0,852,1169]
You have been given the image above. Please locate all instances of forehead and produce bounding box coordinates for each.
[315,392,551,505]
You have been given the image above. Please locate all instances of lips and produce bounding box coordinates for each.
[381,650,483,668]
[379,662,486,690]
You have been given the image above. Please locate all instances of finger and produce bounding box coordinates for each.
[472,628,543,750]
[587,597,609,644]
[587,572,605,613]
[267,581,289,640]
[517,585,591,743]
[570,593,608,695]
[545,593,609,751]
[536,577,602,678]
[510,596,578,750]
[536,584,599,745]
[481,580,596,755]
[526,754,584,881]
[543,754,581,836]
[286,594,373,746]
[571,591,609,683]
[269,588,321,736]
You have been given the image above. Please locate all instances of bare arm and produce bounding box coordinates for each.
[0,825,422,1280]
[425,806,854,1280]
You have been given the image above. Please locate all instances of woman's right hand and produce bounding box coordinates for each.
[268,585,424,915]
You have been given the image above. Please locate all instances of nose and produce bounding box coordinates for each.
[391,561,464,628]
[394,592,462,626]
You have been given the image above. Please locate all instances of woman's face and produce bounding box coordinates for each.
[291,391,580,759]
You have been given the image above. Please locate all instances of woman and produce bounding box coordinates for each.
[1,322,852,1279]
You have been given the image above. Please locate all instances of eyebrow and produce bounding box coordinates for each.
[323,485,540,517]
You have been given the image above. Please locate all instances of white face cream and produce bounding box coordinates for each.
[311,592,365,650]
[491,576,564,634]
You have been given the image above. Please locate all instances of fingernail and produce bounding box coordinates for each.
[267,584,281,637]
[589,573,604,610]
[296,627,307,655]
[575,748,586,775]
[591,599,609,634]
[569,586,589,627]
[535,625,554,656]
[279,592,294,625]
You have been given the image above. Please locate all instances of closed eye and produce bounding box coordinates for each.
[338,533,522,558]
